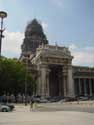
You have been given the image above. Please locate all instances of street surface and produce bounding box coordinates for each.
[0,102,94,125]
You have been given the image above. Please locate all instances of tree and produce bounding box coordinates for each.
[0,57,36,95]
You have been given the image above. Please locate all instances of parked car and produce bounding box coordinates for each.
[5,103,15,110]
[89,96,94,100]
[38,98,48,103]
[47,96,64,102]
[78,96,89,101]
[0,103,15,112]
[31,96,48,103]
[0,104,10,112]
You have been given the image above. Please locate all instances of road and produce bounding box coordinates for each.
[0,102,94,125]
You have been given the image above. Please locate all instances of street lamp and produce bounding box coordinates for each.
[23,55,29,106]
[0,11,7,57]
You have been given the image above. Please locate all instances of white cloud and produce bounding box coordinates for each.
[69,44,94,67]
[2,30,24,58]
[1,21,48,58]
[1,31,94,67]
[69,44,77,50]
[41,22,48,30]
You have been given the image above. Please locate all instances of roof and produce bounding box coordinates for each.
[74,72,94,77]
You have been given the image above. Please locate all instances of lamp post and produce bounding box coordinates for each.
[24,56,28,106]
[0,11,7,57]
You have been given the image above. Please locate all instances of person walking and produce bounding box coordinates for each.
[30,99,34,111]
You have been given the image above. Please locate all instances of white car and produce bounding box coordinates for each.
[0,104,11,112]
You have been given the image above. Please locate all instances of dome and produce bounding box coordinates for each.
[25,19,46,39]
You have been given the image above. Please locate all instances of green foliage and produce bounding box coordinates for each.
[0,57,36,95]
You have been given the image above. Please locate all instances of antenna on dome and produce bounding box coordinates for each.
[33,8,37,19]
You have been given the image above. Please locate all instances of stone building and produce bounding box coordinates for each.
[20,19,94,98]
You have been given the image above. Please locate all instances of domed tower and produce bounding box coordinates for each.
[21,19,48,56]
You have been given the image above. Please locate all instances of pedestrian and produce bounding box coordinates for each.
[30,99,34,111]
[33,101,37,111]
[77,97,79,104]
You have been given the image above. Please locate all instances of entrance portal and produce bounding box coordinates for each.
[49,65,62,97]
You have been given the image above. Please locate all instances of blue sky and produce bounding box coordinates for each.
[0,0,94,66]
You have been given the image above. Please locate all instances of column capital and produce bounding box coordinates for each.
[63,65,68,70]
[46,69,51,77]
[40,64,48,69]
[62,66,68,76]
[67,64,72,69]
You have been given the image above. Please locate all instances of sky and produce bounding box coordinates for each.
[0,0,94,66]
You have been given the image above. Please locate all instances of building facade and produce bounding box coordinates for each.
[20,19,94,98]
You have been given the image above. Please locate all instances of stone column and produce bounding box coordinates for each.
[93,79,94,95]
[67,65,75,97]
[78,78,81,96]
[37,71,41,96]
[64,75,67,97]
[39,65,47,97]
[84,79,87,96]
[58,73,62,96]
[38,65,50,97]
[62,66,68,97]
[45,69,50,97]
[89,78,92,96]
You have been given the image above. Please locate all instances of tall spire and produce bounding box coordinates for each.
[21,19,48,55]
[25,19,47,40]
